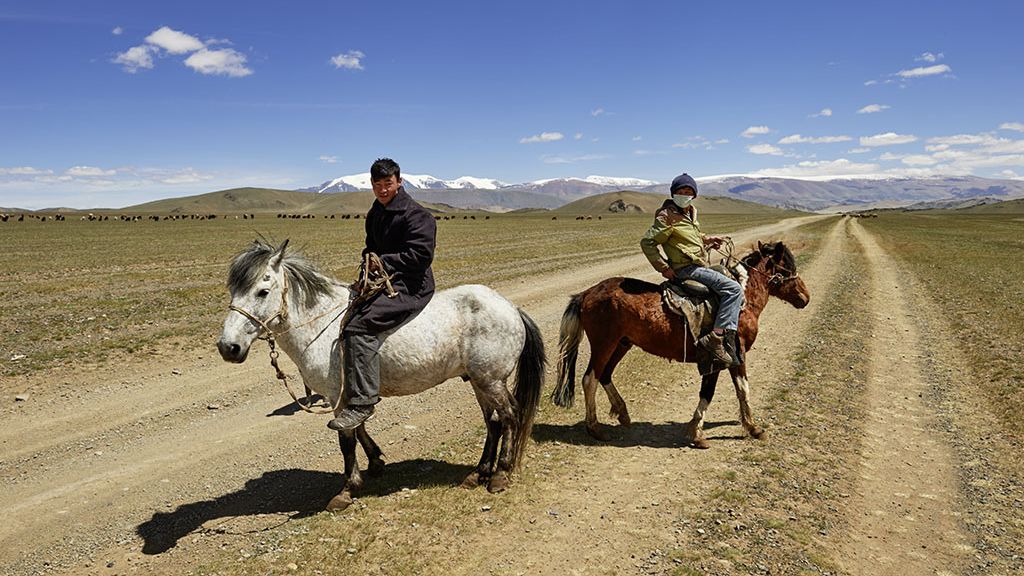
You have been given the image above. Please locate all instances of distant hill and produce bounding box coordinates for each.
[121,188,457,215]
[554,190,796,215]
[955,197,1024,214]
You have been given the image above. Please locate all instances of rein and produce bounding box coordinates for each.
[227,253,398,415]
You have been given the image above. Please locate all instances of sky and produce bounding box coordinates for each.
[2,0,1023,209]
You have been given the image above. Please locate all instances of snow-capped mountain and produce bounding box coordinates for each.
[300,173,1024,212]
[527,175,658,188]
[311,173,506,193]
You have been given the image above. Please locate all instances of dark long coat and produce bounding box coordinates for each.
[344,187,437,335]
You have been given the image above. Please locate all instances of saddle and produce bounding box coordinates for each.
[662,264,747,374]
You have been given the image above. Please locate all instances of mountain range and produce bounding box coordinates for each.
[299,174,1024,212]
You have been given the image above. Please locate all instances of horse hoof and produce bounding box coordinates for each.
[749,427,766,440]
[487,473,510,494]
[367,458,386,477]
[586,424,610,442]
[690,437,711,450]
[617,412,632,426]
[326,492,353,512]
[460,471,482,489]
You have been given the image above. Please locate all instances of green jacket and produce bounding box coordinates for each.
[640,199,707,273]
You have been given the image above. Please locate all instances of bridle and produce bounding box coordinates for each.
[227,273,344,415]
[224,253,398,416]
[744,256,800,288]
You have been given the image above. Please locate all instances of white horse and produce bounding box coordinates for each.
[217,240,545,510]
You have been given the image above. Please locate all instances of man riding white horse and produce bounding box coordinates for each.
[639,173,742,366]
[327,158,438,431]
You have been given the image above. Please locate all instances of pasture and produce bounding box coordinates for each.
[0,212,1021,575]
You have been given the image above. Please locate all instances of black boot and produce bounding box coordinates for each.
[697,331,732,365]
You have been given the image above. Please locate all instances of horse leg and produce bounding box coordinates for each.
[355,424,386,477]
[327,430,362,511]
[461,391,502,489]
[730,363,765,439]
[685,372,720,449]
[582,335,619,441]
[487,388,520,494]
[600,340,632,426]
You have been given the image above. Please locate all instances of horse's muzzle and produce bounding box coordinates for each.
[217,338,249,363]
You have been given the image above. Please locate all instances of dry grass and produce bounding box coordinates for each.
[0,213,782,382]
[859,213,1024,436]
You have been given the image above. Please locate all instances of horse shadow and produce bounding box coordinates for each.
[266,395,325,417]
[532,419,743,448]
[136,458,472,555]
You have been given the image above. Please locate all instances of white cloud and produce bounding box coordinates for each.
[158,168,211,184]
[574,133,583,140]
[632,136,642,141]
[112,26,123,35]
[864,80,878,86]
[319,155,338,164]
[741,125,770,138]
[633,149,669,156]
[145,26,204,54]
[331,50,365,70]
[878,152,903,161]
[112,45,155,73]
[747,143,783,156]
[859,132,918,147]
[998,170,1021,179]
[847,147,870,154]
[542,153,609,164]
[520,132,564,144]
[901,155,939,166]
[999,122,1024,132]
[714,138,729,145]
[66,166,117,177]
[927,133,994,146]
[810,108,832,118]
[0,166,52,175]
[897,64,952,78]
[751,158,881,179]
[184,48,253,77]
[591,107,605,117]
[778,134,851,144]
[916,52,943,63]
[857,104,890,114]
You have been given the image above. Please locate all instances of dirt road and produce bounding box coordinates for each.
[0,215,984,575]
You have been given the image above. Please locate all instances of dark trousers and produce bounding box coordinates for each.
[342,332,382,406]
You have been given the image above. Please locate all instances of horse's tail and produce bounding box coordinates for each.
[551,293,584,408]
[510,308,545,472]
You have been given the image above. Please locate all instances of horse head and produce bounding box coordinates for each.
[744,240,810,309]
[217,239,292,363]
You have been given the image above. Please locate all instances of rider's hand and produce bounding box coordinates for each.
[661,268,676,280]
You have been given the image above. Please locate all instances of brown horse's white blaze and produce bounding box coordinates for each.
[552,241,810,447]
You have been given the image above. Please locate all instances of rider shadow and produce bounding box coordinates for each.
[136,458,470,555]
[532,419,742,448]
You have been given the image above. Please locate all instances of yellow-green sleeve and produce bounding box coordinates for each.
[640,219,672,273]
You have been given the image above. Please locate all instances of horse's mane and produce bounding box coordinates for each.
[228,240,338,308]
[740,241,797,274]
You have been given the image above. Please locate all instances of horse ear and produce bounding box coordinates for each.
[773,242,786,259]
[271,239,289,269]
[757,240,764,251]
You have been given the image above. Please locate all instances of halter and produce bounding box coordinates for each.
[742,253,800,288]
[227,273,344,415]
[224,253,398,416]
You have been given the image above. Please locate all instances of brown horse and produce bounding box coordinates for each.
[551,241,811,448]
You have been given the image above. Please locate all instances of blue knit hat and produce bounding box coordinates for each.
[670,173,698,196]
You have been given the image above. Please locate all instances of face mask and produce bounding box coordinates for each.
[672,195,694,209]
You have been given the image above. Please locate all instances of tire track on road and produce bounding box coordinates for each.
[838,219,970,575]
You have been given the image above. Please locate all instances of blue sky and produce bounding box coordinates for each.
[2,0,1023,209]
